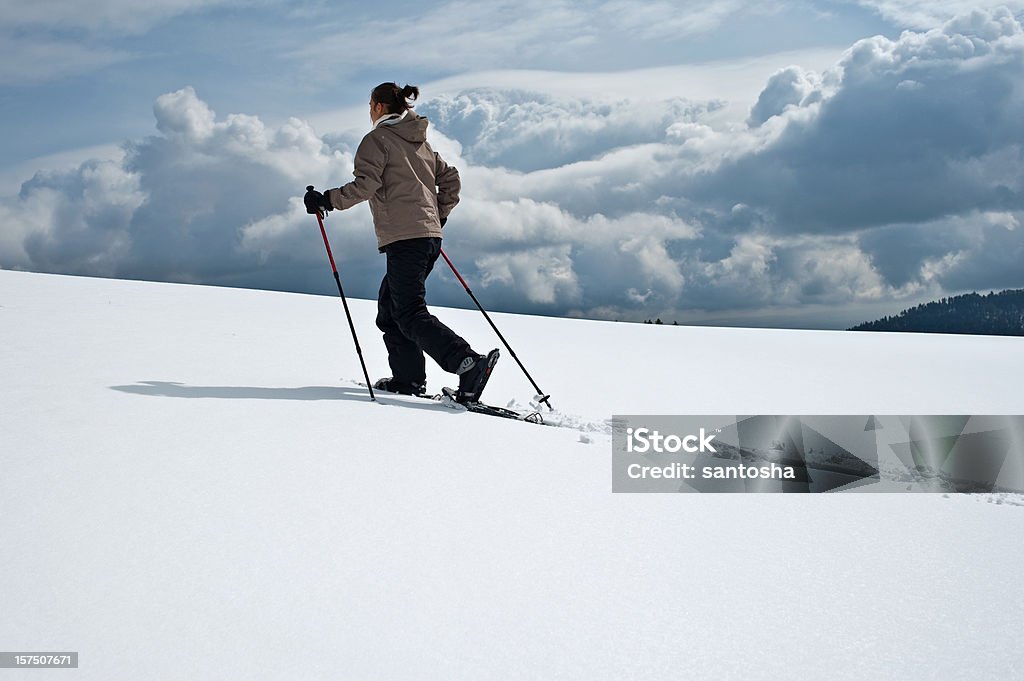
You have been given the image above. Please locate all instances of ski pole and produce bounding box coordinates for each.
[439,247,553,411]
[308,186,375,402]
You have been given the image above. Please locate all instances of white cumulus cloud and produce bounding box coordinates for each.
[3,8,1023,328]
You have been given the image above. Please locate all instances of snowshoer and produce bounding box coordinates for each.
[305,82,498,404]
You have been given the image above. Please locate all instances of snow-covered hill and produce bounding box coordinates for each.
[2,269,1023,680]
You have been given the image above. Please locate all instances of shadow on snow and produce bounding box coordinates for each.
[109,381,457,414]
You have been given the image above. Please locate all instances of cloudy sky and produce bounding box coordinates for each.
[2,0,1023,329]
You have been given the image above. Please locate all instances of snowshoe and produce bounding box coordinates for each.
[372,377,427,396]
[440,387,544,424]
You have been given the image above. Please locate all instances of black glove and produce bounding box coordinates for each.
[304,185,332,215]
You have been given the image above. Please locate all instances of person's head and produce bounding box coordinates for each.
[370,82,419,124]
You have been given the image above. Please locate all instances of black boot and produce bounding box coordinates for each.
[455,349,500,404]
[373,377,427,396]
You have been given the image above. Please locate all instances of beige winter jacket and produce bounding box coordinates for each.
[325,112,461,251]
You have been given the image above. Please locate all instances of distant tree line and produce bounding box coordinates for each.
[849,289,1024,336]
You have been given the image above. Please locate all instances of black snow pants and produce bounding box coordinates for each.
[376,236,474,385]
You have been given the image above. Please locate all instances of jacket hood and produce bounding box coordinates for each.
[379,111,429,144]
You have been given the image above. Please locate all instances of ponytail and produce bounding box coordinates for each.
[371,82,419,114]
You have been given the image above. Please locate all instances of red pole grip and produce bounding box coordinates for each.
[316,211,338,274]
[440,247,470,290]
